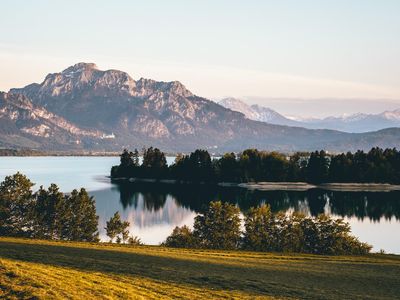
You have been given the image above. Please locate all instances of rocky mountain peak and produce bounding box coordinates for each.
[135,78,193,98]
[11,63,137,98]
[61,62,98,74]
[11,63,197,100]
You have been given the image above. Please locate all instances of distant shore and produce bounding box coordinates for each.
[0,149,121,157]
[111,177,400,192]
[238,182,400,192]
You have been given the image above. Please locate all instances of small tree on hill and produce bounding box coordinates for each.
[105,211,130,243]
[242,204,276,251]
[0,172,34,236]
[193,201,241,249]
[34,183,67,239]
[163,225,197,248]
[66,188,99,242]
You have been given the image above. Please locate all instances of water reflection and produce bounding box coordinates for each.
[91,182,400,252]
[113,182,400,221]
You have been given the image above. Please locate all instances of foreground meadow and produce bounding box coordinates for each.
[0,237,399,299]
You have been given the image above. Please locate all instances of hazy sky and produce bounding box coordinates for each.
[1,0,400,117]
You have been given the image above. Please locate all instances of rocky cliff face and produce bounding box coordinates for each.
[6,63,400,152]
[0,92,107,150]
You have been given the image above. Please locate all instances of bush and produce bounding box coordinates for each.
[243,205,371,255]
[193,201,241,249]
[162,225,197,248]
[164,202,371,255]
[127,235,143,246]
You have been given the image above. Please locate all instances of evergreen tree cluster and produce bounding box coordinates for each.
[112,147,400,184]
[163,201,371,255]
[0,173,99,241]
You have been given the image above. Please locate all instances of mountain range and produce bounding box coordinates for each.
[1,62,400,153]
[219,98,400,133]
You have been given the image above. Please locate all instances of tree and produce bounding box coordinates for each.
[105,211,130,243]
[163,225,197,248]
[127,235,142,245]
[132,148,140,167]
[33,184,67,239]
[65,188,99,242]
[193,201,241,249]
[216,152,240,182]
[142,147,167,169]
[242,204,276,251]
[306,150,329,183]
[188,149,214,181]
[260,152,289,182]
[120,149,134,167]
[329,152,353,182]
[239,149,262,181]
[287,152,307,181]
[0,173,35,236]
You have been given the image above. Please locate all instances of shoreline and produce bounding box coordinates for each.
[110,177,400,192]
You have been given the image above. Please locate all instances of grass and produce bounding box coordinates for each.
[0,237,399,299]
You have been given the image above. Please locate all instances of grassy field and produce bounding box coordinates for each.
[0,237,399,299]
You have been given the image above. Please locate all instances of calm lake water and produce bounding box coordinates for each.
[0,156,399,254]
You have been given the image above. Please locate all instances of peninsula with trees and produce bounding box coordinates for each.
[111,147,400,191]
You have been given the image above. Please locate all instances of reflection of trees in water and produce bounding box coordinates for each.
[117,184,139,209]
[328,191,400,221]
[114,182,400,221]
[117,183,167,211]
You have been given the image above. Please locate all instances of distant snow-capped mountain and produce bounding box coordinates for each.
[218,98,400,133]
[218,98,302,127]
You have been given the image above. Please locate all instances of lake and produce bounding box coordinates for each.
[0,156,399,254]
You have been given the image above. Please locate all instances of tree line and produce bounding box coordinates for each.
[0,173,142,244]
[1,173,371,254]
[0,173,99,241]
[111,147,400,184]
[163,201,371,255]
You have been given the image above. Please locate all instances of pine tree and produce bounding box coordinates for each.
[66,188,99,242]
[34,184,67,239]
[0,173,34,236]
[105,211,130,243]
[120,149,134,167]
[132,148,140,166]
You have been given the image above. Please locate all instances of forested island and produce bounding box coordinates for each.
[111,147,400,185]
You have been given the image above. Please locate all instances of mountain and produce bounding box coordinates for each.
[302,111,400,132]
[0,91,109,150]
[219,98,400,133]
[218,98,301,126]
[5,62,400,152]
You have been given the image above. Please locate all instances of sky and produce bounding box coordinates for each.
[1,0,400,117]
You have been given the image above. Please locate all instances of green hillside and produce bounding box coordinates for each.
[0,237,399,299]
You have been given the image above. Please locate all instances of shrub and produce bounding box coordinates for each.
[242,206,371,255]
[163,225,197,248]
[193,201,241,249]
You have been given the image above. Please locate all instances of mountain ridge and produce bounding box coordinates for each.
[3,63,400,152]
[218,97,400,133]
